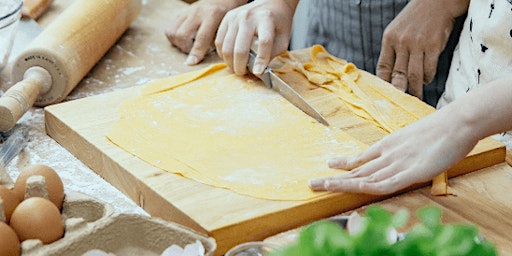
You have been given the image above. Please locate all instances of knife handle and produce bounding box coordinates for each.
[0,67,51,132]
[247,49,258,75]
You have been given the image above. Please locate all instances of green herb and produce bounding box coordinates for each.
[270,205,497,256]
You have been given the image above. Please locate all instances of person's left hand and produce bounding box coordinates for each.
[376,0,469,99]
[165,0,246,65]
[308,106,478,195]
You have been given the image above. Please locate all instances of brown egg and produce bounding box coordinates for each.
[0,185,21,223]
[13,164,64,209]
[0,221,21,256]
[10,197,64,244]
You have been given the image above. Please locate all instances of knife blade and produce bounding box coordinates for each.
[247,50,329,126]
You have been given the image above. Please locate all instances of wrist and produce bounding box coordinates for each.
[437,0,469,18]
[250,0,299,12]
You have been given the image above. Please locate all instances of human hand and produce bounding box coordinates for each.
[215,0,298,75]
[308,108,478,195]
[165,0,246,65]
[376,0,469,99]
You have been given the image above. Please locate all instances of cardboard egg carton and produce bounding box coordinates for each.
[21,191,217,256]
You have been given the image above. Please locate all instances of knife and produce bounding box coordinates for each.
[247,50,329,126]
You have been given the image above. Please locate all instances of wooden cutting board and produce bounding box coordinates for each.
[44,51,505,255]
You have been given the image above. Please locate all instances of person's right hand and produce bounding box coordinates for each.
[376,0,469,100]
[215,0,299,75]
[165,0,247,66]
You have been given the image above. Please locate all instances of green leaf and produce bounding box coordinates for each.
[269,205,498,256]
[391,208,409,228]
[417,206,442,230]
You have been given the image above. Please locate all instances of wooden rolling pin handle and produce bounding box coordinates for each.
[0,66,51,132]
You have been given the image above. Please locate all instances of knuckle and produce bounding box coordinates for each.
[407,72,422,85]
[376,62,394,74]
[191,39,208,50]
[221,50,233,59]
[234,49,249,60]
[214,38,223,49]
[382,29,397,44]
[366,174,377,183]
[347,156,363,169]
[348,168,361,177]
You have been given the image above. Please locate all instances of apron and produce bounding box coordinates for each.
[290,0,465,107]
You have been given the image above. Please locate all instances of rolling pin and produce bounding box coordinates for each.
[0,0,142,132]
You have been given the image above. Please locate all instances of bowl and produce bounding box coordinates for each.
[0,0,22,73]
[225,241,279,256]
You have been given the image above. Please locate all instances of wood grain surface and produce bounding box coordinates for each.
[38,0,509,255]
[264,163,512,255]
[44,62,504,255]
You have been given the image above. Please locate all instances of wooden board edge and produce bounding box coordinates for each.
[448,137,506,178]
[209,192,385,255]
[44,105,210,235]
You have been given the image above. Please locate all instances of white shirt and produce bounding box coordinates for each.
[437,0,512,147]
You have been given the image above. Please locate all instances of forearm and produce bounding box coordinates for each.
[250,0,299,13]
[446,0,470,18]
[280,0,300,12]
[421,0,469,18]
[441,77,512,143]
[196,0,247,7]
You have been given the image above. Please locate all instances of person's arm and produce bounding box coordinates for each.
[165,0,247,65]
[309,76,512,195]
[214,0,299,75]
[376,0,469,99]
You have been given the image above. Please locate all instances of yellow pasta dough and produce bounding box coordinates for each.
[108,45,450,200]
[107,63,368,201]
[272,45,450,196]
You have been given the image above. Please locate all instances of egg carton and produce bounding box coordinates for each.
[20,191,217,256]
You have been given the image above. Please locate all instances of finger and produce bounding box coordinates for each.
[407,51,424,99]
[423,48,441,84]
[345,157,390,180]
[356,168,425,195]
[216,19,238,72]
[186,17,220,65]
[233,24,256,75]
[252,19,276,75]
[215,17,229,60]
[165,14,187,44]
[376,44,396,83]
[328,140,384,170]
[271,30,290,60]
[310,166,416,195]
[390,48,409,92]
[169,16,199,54]
[327,156,357,169]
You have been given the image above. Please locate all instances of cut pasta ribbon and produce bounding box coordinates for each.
[273,45,451,196]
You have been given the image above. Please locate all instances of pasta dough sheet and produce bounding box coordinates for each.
[271,45,449,196]
[107,63,368,201]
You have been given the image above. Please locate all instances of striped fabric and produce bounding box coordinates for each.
[290,0,465,106]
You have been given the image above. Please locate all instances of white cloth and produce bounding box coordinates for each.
[437,0,512,147]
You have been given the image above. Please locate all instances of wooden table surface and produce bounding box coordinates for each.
[2,0,512,255]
